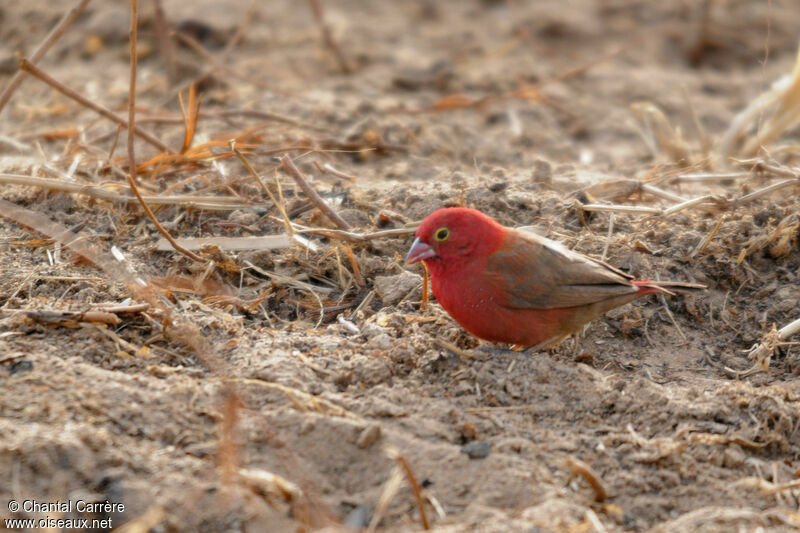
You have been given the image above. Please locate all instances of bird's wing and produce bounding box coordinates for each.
[483,229,639,310]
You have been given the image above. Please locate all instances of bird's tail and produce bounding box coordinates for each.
[633,280,707,296]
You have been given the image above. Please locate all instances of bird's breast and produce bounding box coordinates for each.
[431,267,506,332]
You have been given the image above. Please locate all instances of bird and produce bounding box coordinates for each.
[405,207,705,350]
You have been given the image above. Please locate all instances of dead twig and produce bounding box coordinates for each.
[600,214,614,262]
[653,273,688,343]
[96,302,150,313]
[388,449,430,530]
[231,143,292,234]
[343,244,364,287]
[4,302,148,320]
[580,170,800,219]
[178,83,200,154]
[212,108,326,131]
[587,510,609,533]
[649,507,776,532]
[736,477,800,494]
[352,289,375,319]
[152,0,177,83]
[0,0,91,115]
[269,217,416,243]
[239,468,306,516]
[640,183,686,203]
[367,466,404,533]
[218,385,241,492]
[84,321,146,355]
[23,309,120,326]
[737,177,800,204]
[738,212,799,263]
[106,124,123,165]
[337,314,360,334]
[631,102,689,164]
[182,2,259,92]
[690,216,725,257]
[307,0,351,74]
[313,161,357,182]
[280,155,352,230]
[716,45,800,167]
[578,204,662,215]
[129,108,324,131]
[752,160,800,178]
[173,30,258,88]
[670,171,750,183]
[433,338,473,360]
[243,261,326,328]
[18,57,173,154]
[658,292,687,343]
[126,4,203,264]
[225,377,362,420]
[682,84,711,157]
[297,225,415,242]
[0,198,139,281]
[662,195,715,216]
[0,173,254,210]
[564,456,608,502]
[748,317,800,370]
[155,235,290,252]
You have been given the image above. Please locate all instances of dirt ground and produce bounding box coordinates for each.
[1,0,800,531]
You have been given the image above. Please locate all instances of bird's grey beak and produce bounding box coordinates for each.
[406,238,437,264]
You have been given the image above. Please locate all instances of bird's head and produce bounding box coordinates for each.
[406,207,505,271]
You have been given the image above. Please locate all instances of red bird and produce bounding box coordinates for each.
[406,207,704,349]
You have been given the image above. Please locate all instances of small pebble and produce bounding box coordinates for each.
[344,505,370,529]
[722,444,745,468]
[461,439,491,459]
[10,360,33,374]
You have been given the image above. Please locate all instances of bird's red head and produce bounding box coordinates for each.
[406,207,505,272]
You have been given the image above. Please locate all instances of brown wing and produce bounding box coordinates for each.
[483,229,638,310]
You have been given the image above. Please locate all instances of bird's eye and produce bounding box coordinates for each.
[434,227,450,242]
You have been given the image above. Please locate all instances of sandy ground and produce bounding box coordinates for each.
[1,0,800,531]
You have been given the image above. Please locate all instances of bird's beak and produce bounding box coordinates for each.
[406,238,437,264]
